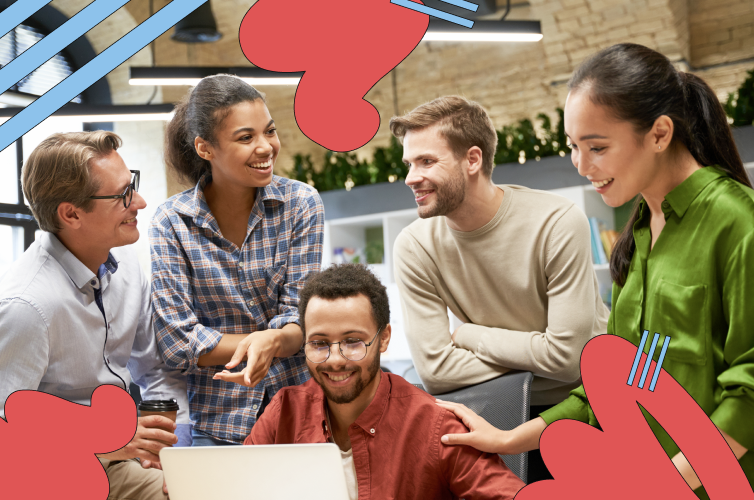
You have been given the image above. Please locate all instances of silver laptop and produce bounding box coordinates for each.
[160,443,350,500]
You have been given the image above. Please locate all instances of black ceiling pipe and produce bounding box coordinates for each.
[171,1,222,43]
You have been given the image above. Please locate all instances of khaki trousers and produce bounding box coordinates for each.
[98,458,168,500]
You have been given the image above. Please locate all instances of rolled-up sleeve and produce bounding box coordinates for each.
[267,187,324,330]
[149,207,223,374]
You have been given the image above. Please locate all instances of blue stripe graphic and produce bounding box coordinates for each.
[0,0,206,153]
[649,336,671,392]
[627,330,649,386]
[438,0,479,12]
[0,0,51,40]
[391,0,475,28]
[0,0,131,96]
[638,333,660,389]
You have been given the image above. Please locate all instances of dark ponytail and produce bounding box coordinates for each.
[568,44,749,286]
[165,75,265,186]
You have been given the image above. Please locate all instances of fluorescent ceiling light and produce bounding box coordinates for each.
[0,91,36,107]
[129,67,303,87]
[129,77,300,86]
[423,32,542,41]
[0,104,175,123]
[424,19,542,42]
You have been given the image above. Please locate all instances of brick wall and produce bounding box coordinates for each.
[55,0,754,194]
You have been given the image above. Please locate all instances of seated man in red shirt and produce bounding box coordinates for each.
[239,263,525,500]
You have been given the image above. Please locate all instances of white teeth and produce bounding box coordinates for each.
[591,178,613,188]
[328,373,351,382]
[248,159,273,169]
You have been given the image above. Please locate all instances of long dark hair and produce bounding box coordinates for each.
[165,75,265,186]
[568,43,750,286]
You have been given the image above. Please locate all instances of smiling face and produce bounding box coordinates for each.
[77,150,146,250]
[565,89,661,207]
[402,124,467,219]
[304,294,390,406]
[197,99,280,189]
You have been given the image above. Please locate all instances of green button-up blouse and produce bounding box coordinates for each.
[540,166,754,497]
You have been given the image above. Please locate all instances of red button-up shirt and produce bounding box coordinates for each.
[245,371,525,499]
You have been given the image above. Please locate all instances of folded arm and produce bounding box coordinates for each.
[452,206,608,383]
[393,232,507,395]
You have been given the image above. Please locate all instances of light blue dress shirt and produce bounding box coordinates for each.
[0,232,189,427]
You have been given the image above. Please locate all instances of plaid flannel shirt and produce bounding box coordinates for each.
[150,174,324,443]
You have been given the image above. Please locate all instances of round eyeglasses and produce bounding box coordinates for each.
[89,170,140,209]
[303,328,382,364]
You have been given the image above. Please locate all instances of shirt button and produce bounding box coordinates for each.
[252,404,258,410]
[248,300,253,307]
[90,280,96,285]
[370,428,375,434]
[661,201,670,210]
[239,262,245,268]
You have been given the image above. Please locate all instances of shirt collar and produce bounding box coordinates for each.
[314,370,391,440]
[172,173,287,227]
[39,232,119,290]
[662,166,727,219]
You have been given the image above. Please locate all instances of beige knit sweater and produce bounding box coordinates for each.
[393,185,610,405]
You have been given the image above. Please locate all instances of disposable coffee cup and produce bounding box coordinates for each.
[138,399,179,423]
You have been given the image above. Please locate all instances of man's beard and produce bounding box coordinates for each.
[417,166,466,219]
[308,347,381,405]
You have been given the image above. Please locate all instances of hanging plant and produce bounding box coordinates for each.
[494,109,569,165]
[292,107,569,193]
[292,137,407,192]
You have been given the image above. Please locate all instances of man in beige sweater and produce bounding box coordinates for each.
[389,96,609,482]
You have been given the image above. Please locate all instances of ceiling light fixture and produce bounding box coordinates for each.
[128,67,302,87]
[424,19,542,42]
[171,1,222,43]
[0,103,175,124]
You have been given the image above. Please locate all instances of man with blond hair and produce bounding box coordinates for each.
[390,96,610,482]
[0,131,188,499]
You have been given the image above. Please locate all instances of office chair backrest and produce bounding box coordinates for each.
[413,371,533,483]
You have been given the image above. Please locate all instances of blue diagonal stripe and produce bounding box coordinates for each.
[649,336,671,392]
[0,0,207,153]
[638,333,660,389]
[0,0,51,40]
[0,0,131,96]
[391,0,474,28]
[627,330,649,386]
[438,0,479,12]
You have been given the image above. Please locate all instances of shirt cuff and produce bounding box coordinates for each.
[175,423,193,447]
[185,324,224,373]
[453,324,484,354]
[268,314,299,330]
[539,393,590,425]
[710,393,754,451]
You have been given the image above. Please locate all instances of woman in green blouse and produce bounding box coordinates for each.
[436,43,754,497]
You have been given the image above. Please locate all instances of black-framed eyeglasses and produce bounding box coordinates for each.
[303,328,382,364]
[89,170,140,209]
